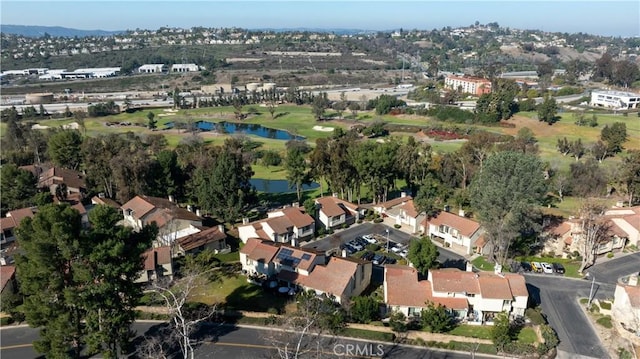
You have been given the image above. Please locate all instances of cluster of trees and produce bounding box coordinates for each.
[12,204,155,358]
[592,53,640,88]
[87,101,120,117]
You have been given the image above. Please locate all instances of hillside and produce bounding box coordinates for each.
[0,25,122,38]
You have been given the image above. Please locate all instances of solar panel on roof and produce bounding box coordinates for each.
[301,254,311,260]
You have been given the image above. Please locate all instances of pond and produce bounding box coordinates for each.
[250,179,320,193]
[164,121,304,141]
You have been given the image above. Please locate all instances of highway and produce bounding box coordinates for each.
[1,322,499,359]
[0,98,174,113]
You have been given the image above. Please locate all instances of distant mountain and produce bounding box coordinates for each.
[0,25,123,38]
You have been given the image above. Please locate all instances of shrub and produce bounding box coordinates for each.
[589,303,600,313]
[394,224,401,229]
[389,311,407,333]
[596,316,612,329]
[373,218,383,223]
[357,219,363,224]
[599,301,611,310]
[0,317,14,326]
[607,252,614,259]
[267,307,279,315]
[525,307,547,325]
[366,244,381,252]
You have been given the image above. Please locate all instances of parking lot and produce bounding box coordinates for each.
[302,222,466,271]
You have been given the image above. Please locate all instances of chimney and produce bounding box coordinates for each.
[168,195,175,203]
[341,249,347,258]
[466,261,473,272]
[494,264,503,275]
[332,192,338,198]
[291,238,297,247]
[444,205,450,212]
[187,205,194,212]
[196,209,201,217]
[217,224,225,233]
[401,192,407,198]
[242,217,249,225]
[292,202,299,208]
[629,275,638,286]
[98,192,105,198]
[458,209,465,217]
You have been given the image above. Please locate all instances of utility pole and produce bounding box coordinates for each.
[588,274,596,306]
[386,229,390,252]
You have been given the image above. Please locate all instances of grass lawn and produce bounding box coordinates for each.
[447,325,493,339]
[471,256,495,272]
[189,274,290,313]
[341,328,396,342]
[596,315,613,329]
[517,327,538,344]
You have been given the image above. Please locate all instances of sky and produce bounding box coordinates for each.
[1,1,639,37]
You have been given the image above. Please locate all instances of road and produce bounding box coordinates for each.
[587,252,640,283]
[0,98,174,113]
[1,322,499,359]
[525,274,615,359]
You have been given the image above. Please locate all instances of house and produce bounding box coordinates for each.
[240,238,371,304]
[91,195,121,210]
[544,206,640,258]
[0,265,16,296]
[315,196,363,229]
[136,246,173,284]
[239,238,281,277]
[612,275,640,338]
[279,256,372,304]
[171,63,199,72]
[384,266,528,323]
[374,195,423,233]
[0,207,37,246]
[121,195,203,246]
[177,225,228,255]
[35,166,87,197]
[421,210,483,255]
[238,207,315,244]
[138,64,166,73]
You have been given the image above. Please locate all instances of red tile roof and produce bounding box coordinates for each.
[281,207,314,228]
[385,265,468,310]
[38,167,86,191]
[273,245,318,271]
[425,211,481,238]
[430,269,480,294]
[265,215,293,234]
[377,196,413,210]
[505,273,529,297]
[316,196,360,218]
[478,275,514,300]
[286,257,360,298]
[240,238,280,263]
[624,285,640,309]
[398,199,419,218]
[142,246,172,270]
[4,207,37,228]
[121,195,202,223]
[91,196,121,209]
[0,265,16,292]
[178,226,226,252]
[549,222,572,237]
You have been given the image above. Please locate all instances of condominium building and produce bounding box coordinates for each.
[444,75,492,96]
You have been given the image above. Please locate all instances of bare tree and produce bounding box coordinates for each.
[264,291,344,359]
[554,174,571,202]
[151,264,218,359]
[576,200,611,273]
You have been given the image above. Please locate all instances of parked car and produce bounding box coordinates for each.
[349,241,364,251]
[385,257,397,265]
[552,263,565,274]
[356,237,369,247]
[391,245,404,254]
[520,262,532,272]
[530,262,542,273]
[372,254,386,265]
[400,249,409,258]
[363,234,377,244]
[361,251,375,261]
[541,262,554,274]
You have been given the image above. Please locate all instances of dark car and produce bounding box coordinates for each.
[385,257,397,265]
[552,263,565,274]
[372,254,386,265]
[361,251,375,261]
[520,262,532,272]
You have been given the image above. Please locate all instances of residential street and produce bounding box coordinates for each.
[0,322,500,359]
[587,252,640,283]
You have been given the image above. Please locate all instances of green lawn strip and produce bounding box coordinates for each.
[411,338,498,355]
[446,325,493,339]
[341,327,396,342]
[214,251,240,263]
[517,327,537,344]
[471,256,495,272]
[252,164,288,180]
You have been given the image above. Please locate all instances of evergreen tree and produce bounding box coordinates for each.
[285,146,310,203]
[407,236,439,276]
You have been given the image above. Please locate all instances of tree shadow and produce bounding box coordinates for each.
[273,112,289,119]
[439,258,467,270]
[224,281,288,314]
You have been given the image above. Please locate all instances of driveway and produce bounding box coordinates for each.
[524,275,615,359]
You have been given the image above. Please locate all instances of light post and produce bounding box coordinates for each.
[385,229,390,252]
[588,273,596,306]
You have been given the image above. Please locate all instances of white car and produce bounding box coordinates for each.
[391,245,404,254]
[363,234,377,244]
[400,249,409,258]
[541,262,554,274]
